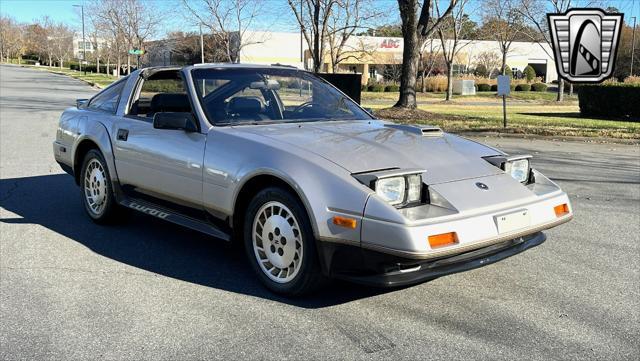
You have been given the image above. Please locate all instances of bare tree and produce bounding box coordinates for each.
[90,0,160,75]
[50,22,74,68]
[474,50,501,76]
[0,16,25,63]
[89,0,126,76]
[182,0,264,63]
[395,0,458,109]
[437,0,471,100]
[288,0,339,72]
[418,39,442,92]
[39,16,55,66]
[518,0,577,101]
[481,0,527,81]
[325,0,381,73]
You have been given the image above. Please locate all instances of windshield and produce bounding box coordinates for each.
[191,67,371,125]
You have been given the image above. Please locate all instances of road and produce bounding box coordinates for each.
[1,65,639,360]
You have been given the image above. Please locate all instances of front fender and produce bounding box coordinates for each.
[202,128,373,245]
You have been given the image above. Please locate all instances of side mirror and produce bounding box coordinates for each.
[76,98,89,109]
[153,112,198,132]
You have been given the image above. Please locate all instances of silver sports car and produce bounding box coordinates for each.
[53,64,573,295]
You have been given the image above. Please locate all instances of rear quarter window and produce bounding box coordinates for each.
[88,77,127,114]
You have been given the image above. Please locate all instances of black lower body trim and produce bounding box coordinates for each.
[57,161,73,177]
[320,232,546,287]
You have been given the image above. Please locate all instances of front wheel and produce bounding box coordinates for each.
[244,187,325,296]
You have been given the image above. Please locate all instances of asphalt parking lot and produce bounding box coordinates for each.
[1,65,639,360]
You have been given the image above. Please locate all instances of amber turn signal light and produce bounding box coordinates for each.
[554,203,569,217]
[333,216,357,229]
[428,232,458,248]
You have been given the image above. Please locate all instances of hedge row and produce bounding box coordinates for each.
[479,82,548,92]
[365,82,550,93]
[578,83,640,120]
[70,64,110,73]
[362,84,400,92]
[531,83,548,91]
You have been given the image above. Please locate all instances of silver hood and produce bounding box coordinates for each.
[238,120,503,184]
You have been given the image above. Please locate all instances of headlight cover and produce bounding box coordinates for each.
[376,177,406,205]
[504,158,530,183]
[484,155,532,183]
[353,169,425,208]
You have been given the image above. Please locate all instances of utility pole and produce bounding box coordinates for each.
[200,23,205,63]
[73,4,86,75]
[632,16,637,76]
[299,0,303,65]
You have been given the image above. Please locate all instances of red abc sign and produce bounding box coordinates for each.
[380,39,400,49]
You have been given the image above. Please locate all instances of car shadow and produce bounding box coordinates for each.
[0,174,396,308]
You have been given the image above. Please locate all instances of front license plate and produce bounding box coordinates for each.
[494,209,531,233]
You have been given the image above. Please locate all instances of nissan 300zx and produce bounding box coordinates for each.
[53,64,573,295]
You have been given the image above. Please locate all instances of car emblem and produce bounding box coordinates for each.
[475,182,489,190]
[548,8,623,83]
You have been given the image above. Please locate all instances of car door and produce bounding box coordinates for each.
[111,70,206,208]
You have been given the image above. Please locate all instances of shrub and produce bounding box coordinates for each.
[531,83,548,92]
[361,83,368,91]
[287,81,301,89]
[474,64,489,78]
[504,66,513,78]
[490,84,498,91]
[422,75,448,92]
[368,84,385,92]
[384,84,400,92]
[523,65,536,82]
[477,83,491,91]
[624,76,640,84]
[509,84,516,91]
[515,84,531,91]
[578,83,640,120]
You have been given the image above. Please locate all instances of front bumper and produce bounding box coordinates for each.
[321,231,547,287]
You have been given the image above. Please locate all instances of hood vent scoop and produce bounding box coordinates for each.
[384,124,444,137]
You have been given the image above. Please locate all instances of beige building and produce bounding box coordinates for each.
[239,31,558,84]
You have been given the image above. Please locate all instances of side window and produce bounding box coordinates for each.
[88,78,126,114]
[128,71,191,119]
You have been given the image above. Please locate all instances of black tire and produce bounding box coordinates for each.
[80,149,119,224]
[243,187,326,296]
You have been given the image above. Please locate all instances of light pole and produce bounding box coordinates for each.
[73,4,86,75]
[200,23,204,64]
[632,16,637,77]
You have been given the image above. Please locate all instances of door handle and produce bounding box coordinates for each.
[117,129,129,141]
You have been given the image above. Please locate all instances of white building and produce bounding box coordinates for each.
[238,31,558,83]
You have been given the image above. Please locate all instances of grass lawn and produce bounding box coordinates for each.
[362,90,578,103]
[26,65,116,88]
[371,103,639,139]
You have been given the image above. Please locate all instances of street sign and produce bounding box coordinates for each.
[497,75,510,128]
[497,75,510,96]
[128,49,145,55]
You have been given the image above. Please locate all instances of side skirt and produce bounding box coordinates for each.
[112,182,231,241]
[118,197,231,241]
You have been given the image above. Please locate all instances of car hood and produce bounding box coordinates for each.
[237,120,503,184]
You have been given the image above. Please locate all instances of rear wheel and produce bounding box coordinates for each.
[244,187,325,296]
[80,149,119,224]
